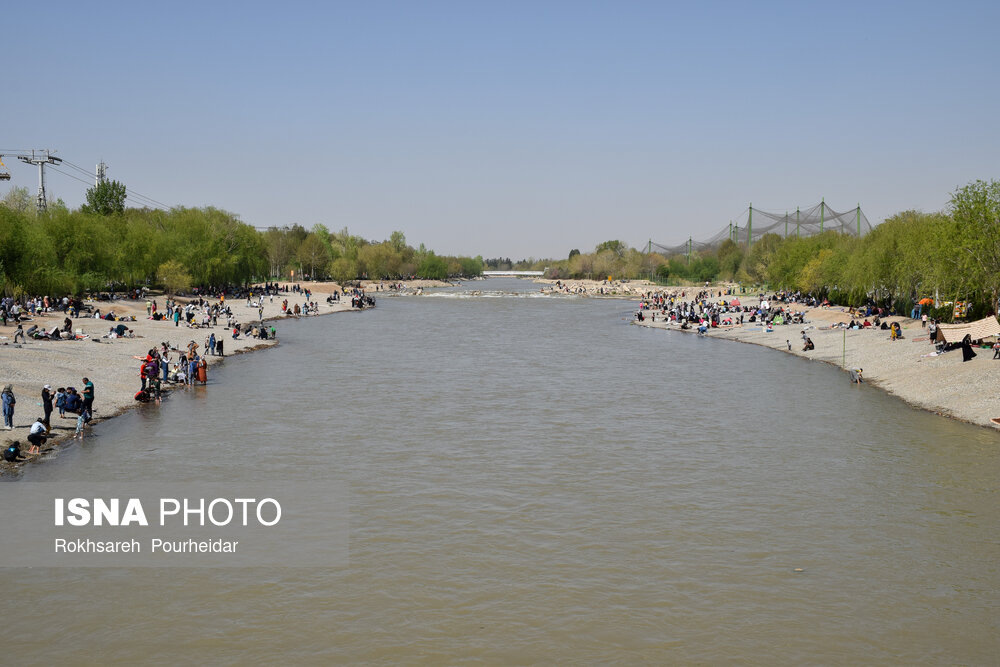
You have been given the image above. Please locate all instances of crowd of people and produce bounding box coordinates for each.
[1,280,372,466]
[634,286,1000,374]
[2,378,95,461]
[133,340,211,404]
[635,289,809,331]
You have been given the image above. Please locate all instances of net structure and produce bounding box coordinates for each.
[649,201,872,258]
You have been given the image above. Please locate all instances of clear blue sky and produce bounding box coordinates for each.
[4,1,997,259]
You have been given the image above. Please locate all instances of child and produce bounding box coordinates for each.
[75,407,91,438]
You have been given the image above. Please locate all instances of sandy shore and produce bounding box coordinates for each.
[634,301,1000,429]
[0,282,371,471]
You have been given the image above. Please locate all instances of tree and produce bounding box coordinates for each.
[296,233,330,279]
[389,230,407,252]
[264,227,296,277]
[82,179,127,215]
[417,253,448,280]
[950,179,1000,310]
[1,186,34,215]
[595,240,626,257]
[358,242,400,279]
[157,260,193,294]
[330,257,358,284]
[568,248,580,260]
[716,239,744,280]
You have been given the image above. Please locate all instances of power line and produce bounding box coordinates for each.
[59,159,98,178]
[125,189,171,209]
[7,149,173,211]
[48,164,94,187]
[46,165,169,211]
[65,159,172,208]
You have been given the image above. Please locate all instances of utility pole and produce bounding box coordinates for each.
[96,161,107,187]
[17,150,62,214]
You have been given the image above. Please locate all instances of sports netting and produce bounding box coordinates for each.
[649,201,872,257]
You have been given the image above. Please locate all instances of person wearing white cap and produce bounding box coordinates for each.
[41,384,53,432]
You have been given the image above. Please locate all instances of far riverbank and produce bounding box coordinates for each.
[634,301,1000,430]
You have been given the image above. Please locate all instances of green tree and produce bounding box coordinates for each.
[1,186,34,215]
[82,179,127,215]
[264,227,296,277]
[296,233,330,278]
[158,260,193,294]
[417,253,448,280]
[330,257,358,284]
[595,240,626,257]
[715,239,743,280]
[950,179,1000,309]
[458,255,484,276]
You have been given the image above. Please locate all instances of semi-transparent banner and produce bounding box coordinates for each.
[0,483,348,567]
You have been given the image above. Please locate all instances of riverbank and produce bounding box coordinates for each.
[0,282,374,472]
[634,303,1000,430]
[535,277,658,296]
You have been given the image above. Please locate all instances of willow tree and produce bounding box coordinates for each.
[950,179,1000,310]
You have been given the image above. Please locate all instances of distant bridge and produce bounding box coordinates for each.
[482,270,545,277]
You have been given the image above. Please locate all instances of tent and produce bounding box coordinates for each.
[935,316,1000,343]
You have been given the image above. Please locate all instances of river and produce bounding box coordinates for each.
[5,278,999,664]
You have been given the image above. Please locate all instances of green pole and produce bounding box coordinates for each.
[785,213,788,238]
[747,204,752,249]
[687,237,692,264]
[820,198,825,234]
[729,221,733,242]
[856,205,861,236]
[796,207,800,238]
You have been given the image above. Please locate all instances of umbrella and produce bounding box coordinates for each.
[918,298,934,306]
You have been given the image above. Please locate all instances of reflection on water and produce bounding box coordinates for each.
[4,279,1000,664]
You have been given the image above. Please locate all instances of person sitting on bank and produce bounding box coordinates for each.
[803,337,815,351]
[2,440,21,462]
[27,416,47,455]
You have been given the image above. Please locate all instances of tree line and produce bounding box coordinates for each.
[5,178,996,318]
[0,185,484,297]
[536,180,1000,320]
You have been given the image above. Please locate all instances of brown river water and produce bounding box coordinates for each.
[3,279,999,664]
